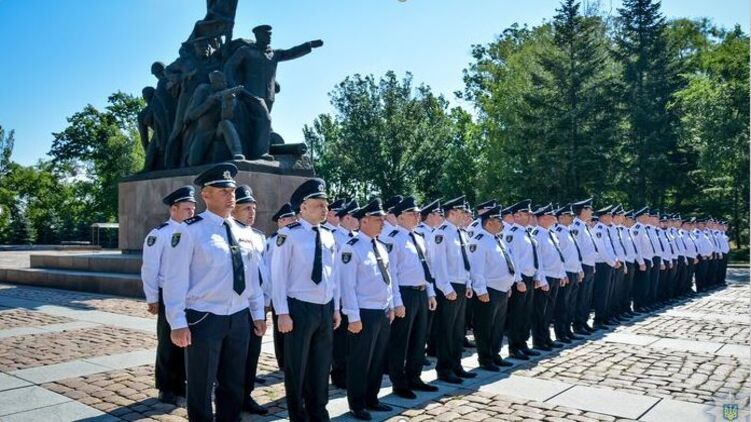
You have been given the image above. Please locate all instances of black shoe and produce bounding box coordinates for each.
[463,337,476,348]
[567,333,583,341]
[242,398,268,415]
[393,387,417,399]
[556,336,572,344]
[584,324,595,333]
[254,376,266,384]
[454,368,477,379]
[158,391,179,406]
[522,348,541,356]
[351,409,372,420]
[495,358,513,367]
[438,374,464,384]
[593,323,609,330]
[367,402,393,412]
[573,328,590,336]
[410,379,439,392]
[480,363,500,372]
[422,358,432,367]
[533,344,552,352]
[509,350,530,360]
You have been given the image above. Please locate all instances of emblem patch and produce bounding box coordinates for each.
[146,236,157,247]
[571,229,579,236]
[469,244,477,253]
[342,252,352,264]
[434,235,444,244]
[171,233,181,247]
[276,234,287,247]
[596,232,602,238]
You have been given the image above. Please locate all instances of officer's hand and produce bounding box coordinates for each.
[560,278,567,287]
[333,310,342,330]
[639,263,647,272]
[623,265,628,275]
[277,314,294,333]
[147,303,158,315]
[387,310,395,323]
[394,306,406,318]
[171,328,191,348]
[615,260,622,269]
[507,290,512,298]
[310,39,324,48]
[693,258,698,265]
[578,272,584,282]
[446,291,458,301]
[465,288,474,299]
[478,293,490,303]
[660,263,666,270]
[253,320,267,337]
[541,283,550,292]
[515,282,527,293]
[668,261,673,269]
[428,296,437,311]
[348,320,363,334]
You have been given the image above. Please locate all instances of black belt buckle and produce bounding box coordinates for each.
[401,285,426,292]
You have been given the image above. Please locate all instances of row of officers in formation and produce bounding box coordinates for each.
[141,163,731,422]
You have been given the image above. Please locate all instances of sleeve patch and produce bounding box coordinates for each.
[276,234,287,246]
[171,233,181,247]
[434,235,444,244]
[146,236,157,247]
[342,252,352,264]
[469,244,477,253]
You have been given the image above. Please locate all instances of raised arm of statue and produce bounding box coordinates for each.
[275,40,322,62]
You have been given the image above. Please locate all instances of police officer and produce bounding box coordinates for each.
[382,197,439,399]
[655,213,675,303]
[163,163,267,421]
[570,199,598,335]
[339,199,395,420]
[630,207,655,313]
[416,199,443,358]
[324,198,346,232]
[591,205,620,330]
[680,218,699,295]
[265,202,297,370]
[380,195,403,238]
[552,204,584,343]
[141,186,196,405]
[606,206,628,324]
[467,200,497,237]
[503,200,542,360]
[468,204,517,371]
[428,196,476,383]
[232,184,270,415]
[531,204,567,351]
[271,178,340,422]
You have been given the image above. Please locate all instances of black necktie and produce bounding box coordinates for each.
[409,232,434,283]
[570,230,583,262]
[457,229,471,271]
[645,227,657,253]
[615,227,627,254]
[549,231,565,262]
[496,236,515,274]
[525,229,539,269]
[584,224,599,253]
[223,221,245,295]
[656,230,666,252]
[312,226,322,284]
[372,239,391,285]
[605,227,617,254]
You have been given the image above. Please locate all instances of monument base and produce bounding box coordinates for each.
[119,158,314,253]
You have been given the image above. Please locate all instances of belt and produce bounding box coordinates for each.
[400,285,426,292]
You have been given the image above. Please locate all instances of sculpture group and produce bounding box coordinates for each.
[138,0,323,171]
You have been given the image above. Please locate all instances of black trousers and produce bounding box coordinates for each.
[426,308,437,356]
[243,325,263,402]
[283,299,334,422]
[684,260,695,294]
[185,309,250,422]
[707,257,719,286]
[532,276,559,347]
[347,309,390,411]
[573,265,595,329]
[155,289,185,395]
[648,257,662,304]
[272,309,285,369]
[388,287,428,390]
[473,287,509,365]
[592,263,614,325]
[331,313,349,388]
[436,283,467,377]
[554,272,577,338]
[608,265,625,319]
[621,262,636,313]
[669,257,685,299]
[633,259,652,309]
[507,275,535,352]
[721,254,729,284]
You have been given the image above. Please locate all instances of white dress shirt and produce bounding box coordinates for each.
[141,219,179,304]
[592,222,617,267]
[235,220,271,307]
[338,233,394,322]
[631,223,656,264]
[571,218,598,267]
[163,211,265,329]
[617,225,639,264]
[608,224,628,263]
[533,226,566,279]
[270,218,338,315]
[468,227,518,295]
[504,223,541,279]
[555,224,583,273]
[382,225,436,308]
[427,220,471,295]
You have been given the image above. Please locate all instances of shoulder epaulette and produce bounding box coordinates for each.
[347,237,359,246]
[415,231,425,237]
[270,232,278,239]
[155,222,169,230]
[287,222,302,229]
[574,220,582,226]
[511,226,518,232]
[184,216,203,225]
[555,226,562,232]
[474,233,484,240]
[532,229,539,236]
[438,224,448,231]
[388,230,399,237]
[320,225,332,231]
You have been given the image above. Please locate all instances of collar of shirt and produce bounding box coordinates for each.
[298,218,319,232]
[444,220,459,231]
[357,231,375,243]
[201,209,229,226]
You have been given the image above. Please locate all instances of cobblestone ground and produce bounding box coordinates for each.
[0,265,747,421]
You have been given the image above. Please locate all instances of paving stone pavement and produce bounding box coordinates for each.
[0,264,746,421]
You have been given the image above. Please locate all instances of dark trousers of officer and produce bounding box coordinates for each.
[670,257,685,299]
[284,298,334,422]
[426,309,437,356]
[272,309,284,369]
[347,309,390,412]
[721,254,729,284]
[532,276,559,347]
[554,272,578,338]
[242,326,263,404]
[608,265,625,319]
[573,265,595,329]
[657,262,672,302]
[155,289,185,396]
[621,262,636,314]
[507,275,534,352]
[633,260,652,310]
[684,260,695,294]
[389,286,428,390]
[436,283,467,377]
[473,287,508,366]
[707,257,718,287]
[648,257,662,304]
[185,308,249,422]
[331,313,349,388]
[592,263,614,325]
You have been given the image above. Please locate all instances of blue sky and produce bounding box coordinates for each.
[0,0,747,166]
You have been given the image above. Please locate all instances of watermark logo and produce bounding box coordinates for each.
[706,392,750,421]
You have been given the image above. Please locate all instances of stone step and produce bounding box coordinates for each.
[0,267,144,298]
[30,253,142,275]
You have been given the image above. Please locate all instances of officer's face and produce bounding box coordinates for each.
[233,202,256,226]
[278,215,297,228]
[202,186,236,216]
[514,211,530,226]
[559,214,573,225]
[614,215,625,225]
[301,198,329,224]
[360,215,385,237]
[342,214,360,231]
[171,202,196,223]
[427,212,444,227]
[326,210,340,225]
[581,208,593,221]
[600,215,613,225]
[484,218,503,234]
[397,211,420,230]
